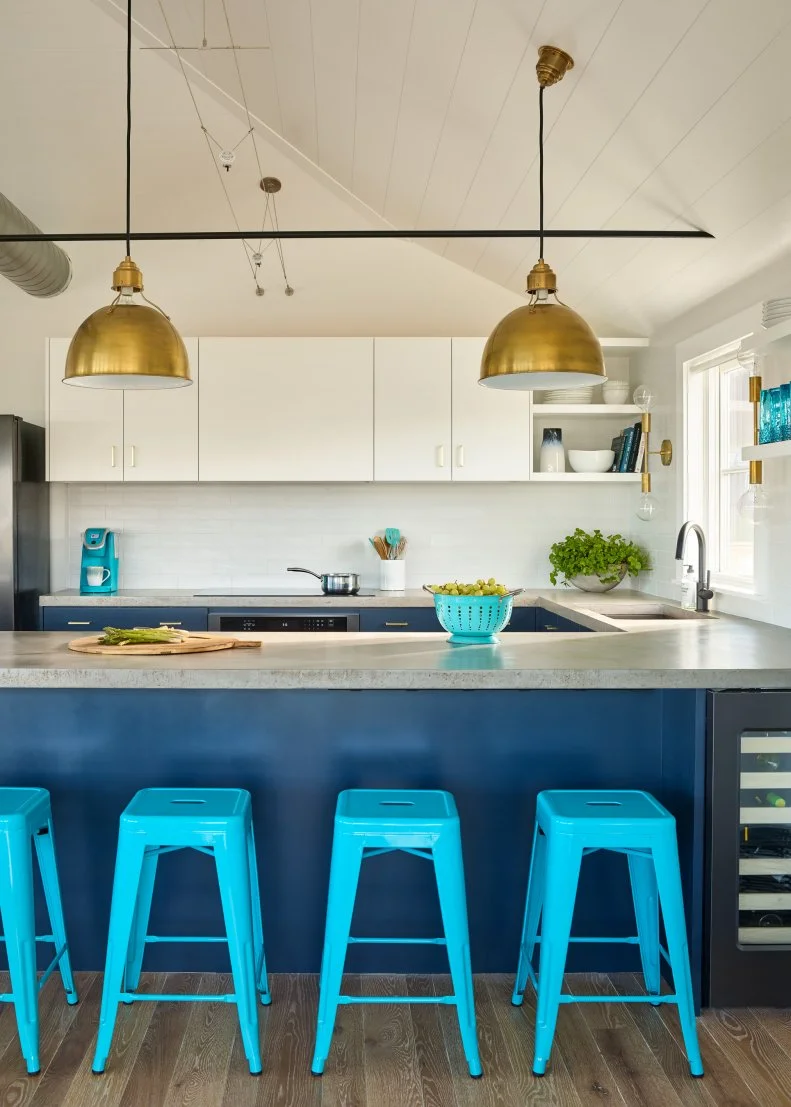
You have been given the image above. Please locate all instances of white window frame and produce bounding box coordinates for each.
[684,339,755,593]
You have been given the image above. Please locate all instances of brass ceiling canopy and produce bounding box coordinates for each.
[64,0,190,389]
[480,45,606,392]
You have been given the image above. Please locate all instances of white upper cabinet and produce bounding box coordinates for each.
[48,338,124,482]
[199,338,374,481]
[374,338,452,481]
[451,338,532,481]
[122,338,199,482]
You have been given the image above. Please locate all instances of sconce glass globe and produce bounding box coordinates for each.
[738,484,773,525]
[633,385,654,412]
[636,492,658,522]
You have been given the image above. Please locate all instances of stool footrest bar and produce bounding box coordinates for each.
[533,935,641,944]
[338,995,457,1005]
[143,935,228,943]
[0,935,55,944]
[120,992,238,1004]
[348,936,447,945]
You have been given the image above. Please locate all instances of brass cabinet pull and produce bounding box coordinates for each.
[543,624,560,631]
[160,621,182,626]
[385,621,409,627]
[67,621,91,626]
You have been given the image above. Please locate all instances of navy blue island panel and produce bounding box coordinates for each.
[0,687,705,1001]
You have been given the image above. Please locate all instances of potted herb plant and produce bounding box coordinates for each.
[549,528,650,592]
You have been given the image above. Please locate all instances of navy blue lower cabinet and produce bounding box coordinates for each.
[360,607,537,633]
[41,607,209,632]
[535,606,591,633]
[359,608,440,632]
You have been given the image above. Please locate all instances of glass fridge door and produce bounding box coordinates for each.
[739,731,791,946]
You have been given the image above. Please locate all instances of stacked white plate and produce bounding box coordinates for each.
[542,385,596,404]
[762,298,791,328]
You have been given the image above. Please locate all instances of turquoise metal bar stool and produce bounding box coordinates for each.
[0,787,78,1074]
[513,789,703,1078]
[311,788,481,1077]
[93,788,269,1075]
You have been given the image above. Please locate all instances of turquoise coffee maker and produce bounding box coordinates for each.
[80,528,119,595]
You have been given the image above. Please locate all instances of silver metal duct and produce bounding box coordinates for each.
[0,192,71,297]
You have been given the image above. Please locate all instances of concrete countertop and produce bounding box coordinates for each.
[40,587,651,609]
[3,603,791,689]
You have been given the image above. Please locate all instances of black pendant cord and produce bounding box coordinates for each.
[125,0,132,256]
[538,85,544,260]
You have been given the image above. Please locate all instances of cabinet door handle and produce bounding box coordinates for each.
[543,624,559,631]
[160,621,182,626]
[456,445,465,468]
[129,445,136,468]
[436,445,445,468]
[67,621,92,626]
[110,446,117,468]
[385,621,409,627]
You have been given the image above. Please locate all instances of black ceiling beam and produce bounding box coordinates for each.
[0,227,713,243]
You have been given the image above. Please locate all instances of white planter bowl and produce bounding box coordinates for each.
[569,567,627,592]
[568,449,615,473]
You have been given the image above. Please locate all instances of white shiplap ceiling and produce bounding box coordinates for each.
[62,1,791,331]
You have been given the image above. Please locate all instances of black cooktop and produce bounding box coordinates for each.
[193,589,377,598]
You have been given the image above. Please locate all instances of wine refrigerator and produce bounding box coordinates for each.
[707,690,791,1006]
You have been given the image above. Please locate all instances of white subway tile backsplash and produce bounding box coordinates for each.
[53,482,640,592]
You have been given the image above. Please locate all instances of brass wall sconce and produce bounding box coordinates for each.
[737,347,772,523]
[633,386,673,522]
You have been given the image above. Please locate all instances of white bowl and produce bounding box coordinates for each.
[602,381,630,404]
[568,449,615,473]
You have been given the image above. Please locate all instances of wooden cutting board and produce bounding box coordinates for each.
[68,634,262,656]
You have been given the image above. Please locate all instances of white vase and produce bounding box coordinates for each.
[380,560,406,591]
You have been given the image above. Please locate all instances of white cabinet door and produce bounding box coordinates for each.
[47,338,124,482]
[123,338,199,482]
[374,338,451,481]
[451,337,532,481]
[199,338,374,481]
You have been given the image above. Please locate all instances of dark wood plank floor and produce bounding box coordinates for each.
[0,973,788,1106]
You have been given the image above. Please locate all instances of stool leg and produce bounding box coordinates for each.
[311,833,364,1075]
[214,832,262,1075]
[433,829,482,1078]
[0,829,40,1074]
[93,834,147,1073]
[124,847,158,996]
[652,839,704,1077]
[533,834,582,1076]
[34,820,78,1005]
[628,849,660,1001]
[513,825,547,1005]
[246,823,270,1005]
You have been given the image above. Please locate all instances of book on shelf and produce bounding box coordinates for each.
[610,434,625,472]
[632,429,646,474]
[618,426,635,472]
[627,421,643,471]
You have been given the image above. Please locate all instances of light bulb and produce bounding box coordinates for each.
[636,492,658,522]
[251,251,263,266]
[285,285,295,296]
[633,385,654,412]
[255,284,265,297]
[219,149,235,171]
[738,484,773,524]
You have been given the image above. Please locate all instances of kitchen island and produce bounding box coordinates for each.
[3,610,791,1006]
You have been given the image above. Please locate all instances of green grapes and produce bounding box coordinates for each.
[430,578,508,597]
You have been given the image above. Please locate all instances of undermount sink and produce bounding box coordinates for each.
[584,603,713,622]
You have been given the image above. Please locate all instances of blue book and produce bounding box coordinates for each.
[618,426,635,473]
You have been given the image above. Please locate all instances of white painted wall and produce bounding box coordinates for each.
[634,268,791,627]
[51,481,640,594]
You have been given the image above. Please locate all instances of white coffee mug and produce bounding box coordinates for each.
[86,566,111,587]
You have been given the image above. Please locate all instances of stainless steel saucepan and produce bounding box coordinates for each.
[288,567,361,596]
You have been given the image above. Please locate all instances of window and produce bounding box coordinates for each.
[685,341,754,589]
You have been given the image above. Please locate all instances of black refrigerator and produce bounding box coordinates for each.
[706,689,791,1006]
[0,416,49,630]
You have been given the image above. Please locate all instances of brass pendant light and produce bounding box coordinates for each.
[480,46,606,391]
[64,1,190,389]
